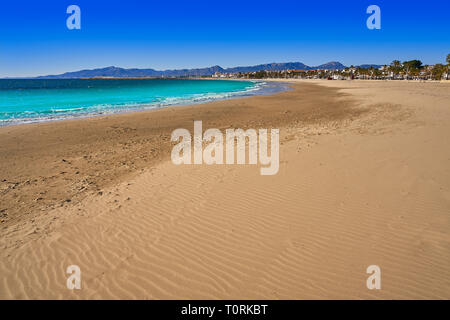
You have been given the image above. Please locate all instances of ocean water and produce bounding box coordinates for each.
[0,78,280,126]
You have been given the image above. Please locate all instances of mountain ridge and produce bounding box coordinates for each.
[33,61,382,79]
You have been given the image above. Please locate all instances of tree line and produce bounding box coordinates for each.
[237,54,450,80]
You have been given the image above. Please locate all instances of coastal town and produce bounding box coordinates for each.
[211,56,450,81]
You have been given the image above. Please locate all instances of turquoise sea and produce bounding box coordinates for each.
[0,79,282,126]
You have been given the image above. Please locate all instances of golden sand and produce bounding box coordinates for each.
[0,80,449,299]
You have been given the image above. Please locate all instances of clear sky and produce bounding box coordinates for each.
[0,0,449,77]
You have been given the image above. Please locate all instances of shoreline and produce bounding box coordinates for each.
[0,79,290,128]
[0,81,358,237]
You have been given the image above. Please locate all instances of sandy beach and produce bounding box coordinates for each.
[1,80,449,299]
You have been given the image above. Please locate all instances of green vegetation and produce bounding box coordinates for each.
[220,55,450,81]
[446,54,450,80]
[431,64,445,80]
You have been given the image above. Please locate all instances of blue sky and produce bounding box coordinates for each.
[0,0,449,77]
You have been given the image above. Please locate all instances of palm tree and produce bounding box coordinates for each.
[446,54,450,80]
[392,60,401,67]
[390,60,402,79]
[369,67,375,79]
[432,64,444,80]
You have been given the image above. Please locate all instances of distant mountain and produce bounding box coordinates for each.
[314,61,346,70]
[37,65,226,79]
[34,61,350,79]
[225,62,310,73]
[356,64,383,69]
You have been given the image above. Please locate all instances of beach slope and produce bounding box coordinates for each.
[1,81,449,299]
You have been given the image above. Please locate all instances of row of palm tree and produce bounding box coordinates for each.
[237,54,450,80]
[383,55,449,80]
